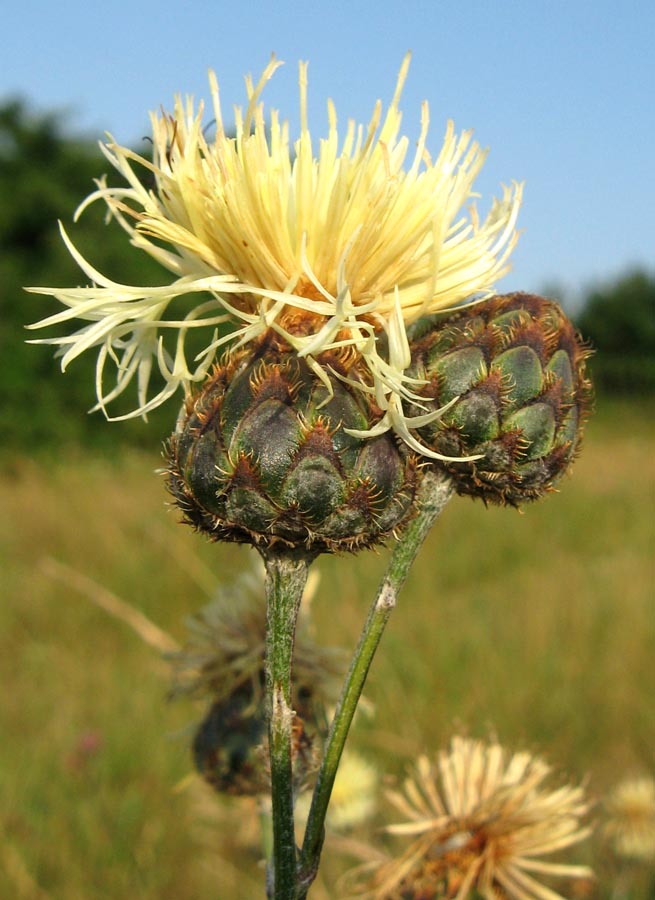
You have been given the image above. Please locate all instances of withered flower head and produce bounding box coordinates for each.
[28,55,521,458]
[170,563,342,795]
[364,736,592,899]
[169,564,342,707]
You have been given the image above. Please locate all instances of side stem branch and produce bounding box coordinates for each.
[298,470,454,893]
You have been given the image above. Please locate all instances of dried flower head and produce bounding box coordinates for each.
[169,564,342,709]
[27,55,521,457]
[170,563,341,795]
[364,736,592,900]
[603,776,655,862]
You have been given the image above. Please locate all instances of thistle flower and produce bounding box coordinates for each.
[169,563,343,794]
[296,749,380,834]
[362,736,592,900]
[27,55,521,456]
[328,750,380,832]
[407,293,592,505]
[169,561,342,709]
[603,776,655,862]
[165,336,420,551]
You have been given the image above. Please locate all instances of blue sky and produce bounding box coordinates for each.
[4,0,653,309]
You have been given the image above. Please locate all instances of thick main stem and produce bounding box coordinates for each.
[261,548,314,900]
[298,471,454,894]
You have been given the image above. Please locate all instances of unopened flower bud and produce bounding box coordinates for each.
[408,293,592,505]
[166,336,419,552]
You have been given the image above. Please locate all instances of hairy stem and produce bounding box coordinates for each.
[298,471,454,893]
[261,548,314,900]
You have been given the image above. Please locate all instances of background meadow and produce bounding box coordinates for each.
[1,397,653,899]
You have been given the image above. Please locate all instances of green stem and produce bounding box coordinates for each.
[297,471,454,895]
[261,548,314,900]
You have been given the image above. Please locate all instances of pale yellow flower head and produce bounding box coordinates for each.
[362,736,592,900]
[28,55,522,452]
[296,749,379,834]
[604,776,655,862]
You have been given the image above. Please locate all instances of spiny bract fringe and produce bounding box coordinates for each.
[408,293,593,505]
[165,334,419,552]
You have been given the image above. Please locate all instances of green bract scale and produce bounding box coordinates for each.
[408,293,592,505]
[166,335,419,552]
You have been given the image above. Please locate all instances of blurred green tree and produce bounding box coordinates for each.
[575,270,655,394]
[0,100,172,453]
